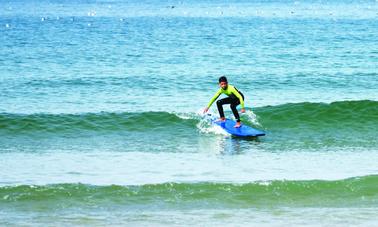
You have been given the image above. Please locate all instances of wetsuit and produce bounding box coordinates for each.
[207,85,245,122]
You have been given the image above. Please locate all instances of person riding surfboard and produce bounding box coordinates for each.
[203,76,245,128]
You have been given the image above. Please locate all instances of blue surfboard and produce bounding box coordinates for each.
[213,118,265,137]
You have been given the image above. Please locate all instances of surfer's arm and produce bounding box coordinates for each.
[231,87,245,109]
[207,89,222,108]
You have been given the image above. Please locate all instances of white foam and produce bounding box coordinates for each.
[196,111,228,136]
[197,120,228,136]
[243,110,262,127]
[175,108,209,121]
[172,109,228,136]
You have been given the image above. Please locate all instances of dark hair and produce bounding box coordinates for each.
[218,76,228,83]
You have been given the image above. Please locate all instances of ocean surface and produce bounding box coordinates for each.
[1,0,378,226]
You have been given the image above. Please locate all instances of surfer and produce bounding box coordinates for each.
[203,76,245,128]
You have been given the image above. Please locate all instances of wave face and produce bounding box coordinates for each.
[1,175,378,209]
[253,100,378,148]
[1,99,376,131]
[256,100,378,130]
[0,112,197,136]
[1,100,377,149]
[2,100,377,132]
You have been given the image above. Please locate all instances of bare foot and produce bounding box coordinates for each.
[216,117,226,122]
[234,122,241,128]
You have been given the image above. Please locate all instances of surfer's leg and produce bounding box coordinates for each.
[228,95,241,122]
[217,97,232,120]
[230,103,241,122]
[230,97,242,127]
[229,94,243,127]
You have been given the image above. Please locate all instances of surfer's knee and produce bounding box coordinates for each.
[216,100,223,106]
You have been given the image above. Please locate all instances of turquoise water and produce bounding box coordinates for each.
[1,0,378,225]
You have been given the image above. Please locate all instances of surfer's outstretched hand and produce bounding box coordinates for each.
[241,108,246,113]
[203,107,209,113]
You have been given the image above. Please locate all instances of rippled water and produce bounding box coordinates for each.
[1,0,378,225]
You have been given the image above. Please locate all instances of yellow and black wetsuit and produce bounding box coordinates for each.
[207,85,245,122]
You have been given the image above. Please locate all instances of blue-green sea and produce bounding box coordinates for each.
[1,0,378,226]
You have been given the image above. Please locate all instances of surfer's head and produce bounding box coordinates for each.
[218,76,228,89]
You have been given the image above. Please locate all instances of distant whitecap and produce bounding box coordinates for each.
[88,11,96,16]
